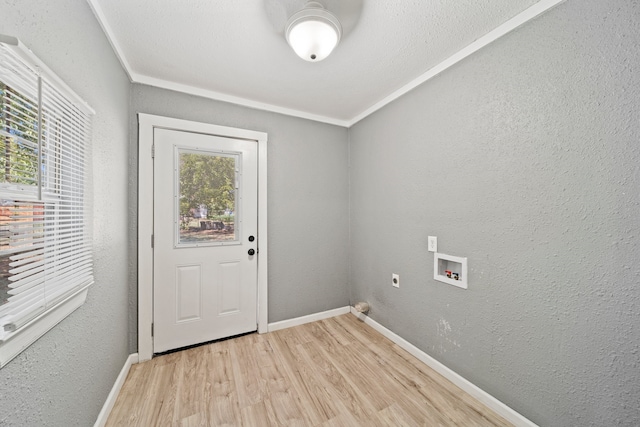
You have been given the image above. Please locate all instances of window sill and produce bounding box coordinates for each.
[0,285,91,368]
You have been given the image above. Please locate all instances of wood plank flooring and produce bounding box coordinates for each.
[106,314,513,426]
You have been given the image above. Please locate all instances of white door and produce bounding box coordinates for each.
[153,128,258,353]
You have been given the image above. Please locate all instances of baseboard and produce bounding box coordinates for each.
[268,306,351,332]
[349,308,538,427]
[94,353,139,427]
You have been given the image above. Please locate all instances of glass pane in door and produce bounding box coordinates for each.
[177,149,238,245]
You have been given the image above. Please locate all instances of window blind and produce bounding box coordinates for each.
[0,38,93,342]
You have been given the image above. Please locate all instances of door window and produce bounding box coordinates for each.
[176,149,239,246]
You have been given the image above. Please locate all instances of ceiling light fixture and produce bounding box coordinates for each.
[285,1,342,62]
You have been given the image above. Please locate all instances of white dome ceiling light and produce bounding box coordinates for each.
[285,1,342,62]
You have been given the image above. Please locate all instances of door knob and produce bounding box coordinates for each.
[248,249,255,256]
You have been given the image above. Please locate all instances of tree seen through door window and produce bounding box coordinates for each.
[178,151,237,243]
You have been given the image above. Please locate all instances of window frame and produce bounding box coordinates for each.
[0,35,94,367]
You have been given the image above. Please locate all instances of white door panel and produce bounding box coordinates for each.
[153,128,258,353]
[175,264,202,322]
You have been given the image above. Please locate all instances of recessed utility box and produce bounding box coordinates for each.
[434,252,467,289]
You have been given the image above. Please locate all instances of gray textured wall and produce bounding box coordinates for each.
[0,0,131,426]
[349,1,640,426]
[128,84,350,351]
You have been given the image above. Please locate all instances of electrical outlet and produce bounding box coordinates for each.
[392,273,399,288]
[428,236,437,252]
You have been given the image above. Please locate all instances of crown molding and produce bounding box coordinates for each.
[346,0,566,127]
[86,0,134,82]
[88,0,565,129]
[132,74,351,127]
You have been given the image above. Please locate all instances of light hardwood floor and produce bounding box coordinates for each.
[106,314,513,426]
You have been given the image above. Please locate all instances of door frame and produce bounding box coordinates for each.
[137,113,268,362]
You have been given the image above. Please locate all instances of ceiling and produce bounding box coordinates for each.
[88,0,549,126]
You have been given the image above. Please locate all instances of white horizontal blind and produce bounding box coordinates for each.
[0,40,93,341]
[0,48,39,194]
